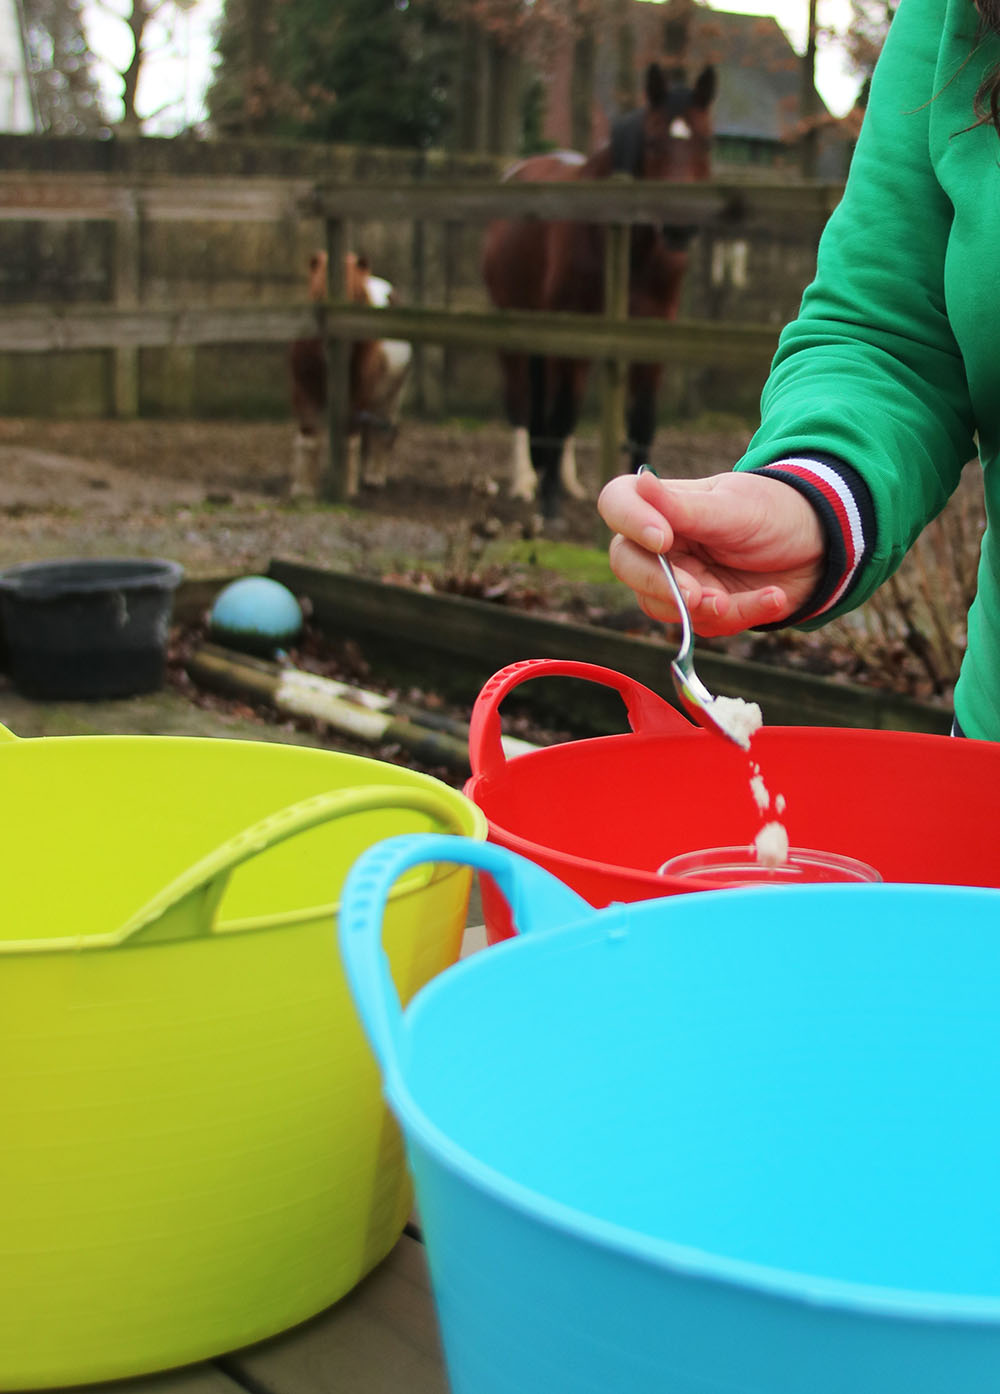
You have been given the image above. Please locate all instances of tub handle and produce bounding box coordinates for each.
[339,833,593,1078]
[121,785,474,947]
[0,720,19,742]
[6,785,472,954]
[468,658,688,780]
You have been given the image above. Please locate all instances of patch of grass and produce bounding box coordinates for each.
[491,537,613,585]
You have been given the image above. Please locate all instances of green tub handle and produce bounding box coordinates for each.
[0,720,19,743]
[9,784,474,953]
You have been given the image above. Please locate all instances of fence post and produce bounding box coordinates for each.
[112,189,141,418]
[322,216,350,503]
[410,219,427,413]
[599,220,630,486]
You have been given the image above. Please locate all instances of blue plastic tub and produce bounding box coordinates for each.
[340,835,1000,1394]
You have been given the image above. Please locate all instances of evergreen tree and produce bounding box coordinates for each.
[208,0,456,147]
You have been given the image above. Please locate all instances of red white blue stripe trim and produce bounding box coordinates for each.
[759,457,868,618]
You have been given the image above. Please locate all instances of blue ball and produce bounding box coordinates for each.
[210,576,303,654]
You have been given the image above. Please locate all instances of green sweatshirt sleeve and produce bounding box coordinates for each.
[734,0,979,618]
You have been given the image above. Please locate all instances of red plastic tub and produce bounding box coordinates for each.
[465,659,1000,943]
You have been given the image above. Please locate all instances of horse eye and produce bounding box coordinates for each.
[669,118,691,140]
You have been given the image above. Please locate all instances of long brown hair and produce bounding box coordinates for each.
[973,0,1000,132]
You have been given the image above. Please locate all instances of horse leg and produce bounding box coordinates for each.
[290,429,322,499]
[534,358,585,520]
[558,437,587,499]
[499,352,537,500]
[625,362,663,472]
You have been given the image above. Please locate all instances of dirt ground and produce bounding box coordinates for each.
[0,415,752,576]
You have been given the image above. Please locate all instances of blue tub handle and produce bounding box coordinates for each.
[339,833,594,1078]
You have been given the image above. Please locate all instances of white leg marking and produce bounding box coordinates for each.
[559,436,587,499]
[509,426,537,501]
[290,432,320,498]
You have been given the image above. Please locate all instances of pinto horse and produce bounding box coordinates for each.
[481,61,716,521]
[289,251,412,498]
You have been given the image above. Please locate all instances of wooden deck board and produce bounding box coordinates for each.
[83,1366,248,1394]
[220,1236,447,1394]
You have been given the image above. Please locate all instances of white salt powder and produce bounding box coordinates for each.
[708,694,763,750]
[754,820,790,868]
[749,771,770,812]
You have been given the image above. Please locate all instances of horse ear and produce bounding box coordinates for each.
[692,65,717,109]
[645,62,667,109]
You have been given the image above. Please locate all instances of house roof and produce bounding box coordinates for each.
[630,4,831,144]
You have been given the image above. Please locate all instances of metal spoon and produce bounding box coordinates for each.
[636,464,756,748]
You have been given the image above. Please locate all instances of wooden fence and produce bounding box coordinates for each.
[0,171,845,496]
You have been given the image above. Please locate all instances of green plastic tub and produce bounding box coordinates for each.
[0,723,486,1389]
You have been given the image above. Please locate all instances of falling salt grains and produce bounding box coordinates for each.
[703,690,791,869]
[749,769,770,813]
[754,819,790,868]
[745,751,790,870]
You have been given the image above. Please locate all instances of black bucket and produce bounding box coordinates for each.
[0,558,184,700]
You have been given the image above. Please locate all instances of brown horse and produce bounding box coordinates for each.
[481,61,716,521]
[289,251,412,498]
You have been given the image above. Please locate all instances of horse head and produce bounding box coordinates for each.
[610,62,716,183]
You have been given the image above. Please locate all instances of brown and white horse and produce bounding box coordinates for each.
[481,62,717,521]
[289,251,412,498]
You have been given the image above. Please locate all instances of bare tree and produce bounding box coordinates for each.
[844,0,896,83]
[20,0,106,132]
[88,0,204,135]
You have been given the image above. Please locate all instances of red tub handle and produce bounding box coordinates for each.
[468,658,691,780]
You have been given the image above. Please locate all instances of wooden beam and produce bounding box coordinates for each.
[0,301,779,366]
[599,220,631,484]
[299,178,843,230]
[267,561,953,737]
[0,173,315,223]
[318,304,780,367]
[0,304,318,352]
[323,218,350,503]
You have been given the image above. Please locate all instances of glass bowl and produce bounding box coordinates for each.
[658,845,882,888]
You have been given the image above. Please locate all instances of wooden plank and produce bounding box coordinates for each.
[323,218,350,503]
[113,188,141,418]
[317,305,780,367]
[0,173,842,231]
[599,221,631,483]
[0,173,314,224]
[0,301,779,366]
[223,1235,447,1394]
[84,1365,246,1394]
[300,177,844,230]
[267,561,952,736]
[0,304,318,352]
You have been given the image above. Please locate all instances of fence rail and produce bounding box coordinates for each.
[299,177,843,231]
[1,172,841,494]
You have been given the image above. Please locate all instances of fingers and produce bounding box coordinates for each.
[609,533,793,635]
[597,473,675,553]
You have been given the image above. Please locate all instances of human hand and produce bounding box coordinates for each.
[597,469,826,637]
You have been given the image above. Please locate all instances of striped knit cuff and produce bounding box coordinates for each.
[746,455,876,626]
